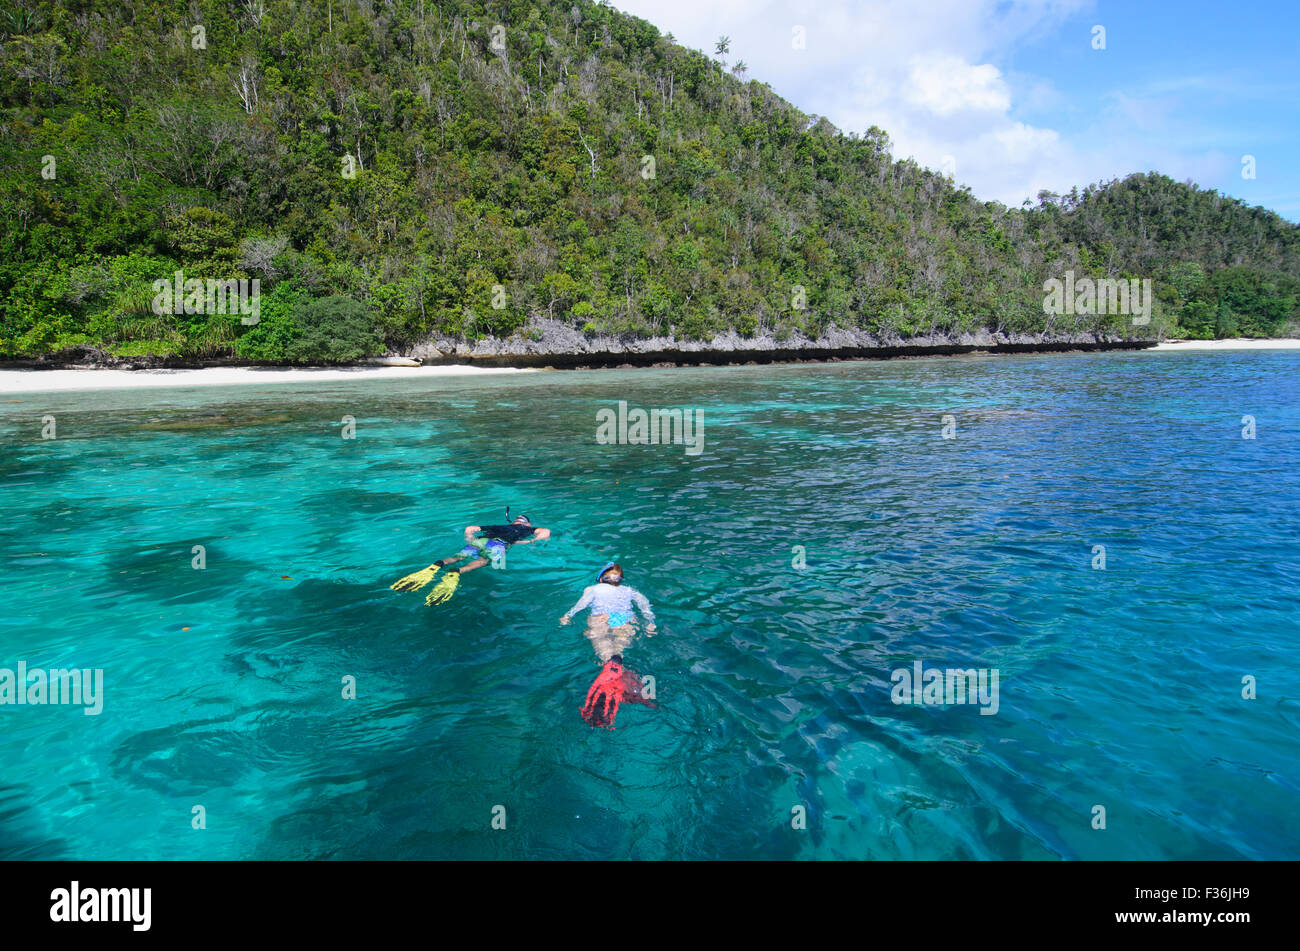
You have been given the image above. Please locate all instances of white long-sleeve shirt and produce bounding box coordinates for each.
[563,582,654,623]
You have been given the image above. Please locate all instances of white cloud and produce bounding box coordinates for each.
[903,55,1010,116]
[990,122,1061,159]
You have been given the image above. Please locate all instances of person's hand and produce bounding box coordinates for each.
[645,623,657,636]
[559,615,570,626]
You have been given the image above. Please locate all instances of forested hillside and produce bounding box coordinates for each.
[2,0,1298,362]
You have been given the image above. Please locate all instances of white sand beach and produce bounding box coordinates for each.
[0,364,534,394]
[1150,338,1300,351]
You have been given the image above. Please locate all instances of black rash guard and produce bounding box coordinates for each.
[478,524,537,544]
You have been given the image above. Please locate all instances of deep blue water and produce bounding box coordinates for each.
[1,350,1297,859]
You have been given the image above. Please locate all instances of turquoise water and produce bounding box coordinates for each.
[1,351,1298,860]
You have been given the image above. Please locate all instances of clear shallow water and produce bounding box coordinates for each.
[1,351,1298,860]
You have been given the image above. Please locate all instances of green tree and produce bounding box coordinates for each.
[283,295,384,364]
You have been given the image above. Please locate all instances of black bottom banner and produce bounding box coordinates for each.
[0,860,1283,939]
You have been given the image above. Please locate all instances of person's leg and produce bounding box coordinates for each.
[608,623,636,657]
[584,615,616,662]
[452,540,503,575]
[439,540,484,568]
[439,538,493,571]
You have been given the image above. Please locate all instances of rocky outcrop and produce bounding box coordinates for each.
[405,318,1154,368]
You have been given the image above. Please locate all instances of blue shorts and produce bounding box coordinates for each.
[607,612,632,628]
[459,539,506,559]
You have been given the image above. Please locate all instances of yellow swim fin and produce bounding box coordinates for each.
[425,570,460,606]
[391,563,440,592]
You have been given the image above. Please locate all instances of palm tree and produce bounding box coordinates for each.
[714,36,730,77]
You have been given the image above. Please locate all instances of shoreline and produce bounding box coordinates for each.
[1,340,1147,393]
[3,337,1298,394]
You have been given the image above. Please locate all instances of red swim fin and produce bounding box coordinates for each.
[580,658,625,729]
[580,656,656,729]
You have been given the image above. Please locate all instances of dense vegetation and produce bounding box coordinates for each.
[2,0,1298,362]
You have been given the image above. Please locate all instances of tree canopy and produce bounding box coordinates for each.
[1,0,1296,363]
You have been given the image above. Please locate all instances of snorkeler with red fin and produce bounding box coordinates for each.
[563,562,658,729]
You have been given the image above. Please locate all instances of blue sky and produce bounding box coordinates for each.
[612,0,1300,220]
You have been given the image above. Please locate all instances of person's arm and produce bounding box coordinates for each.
[515,527,550,545]
[464,525,482,542]
[559,585,595,625]
[632,588,656,631]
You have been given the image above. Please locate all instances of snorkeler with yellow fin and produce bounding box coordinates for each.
[391,513,551,606]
